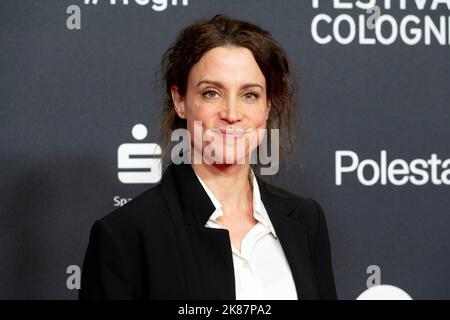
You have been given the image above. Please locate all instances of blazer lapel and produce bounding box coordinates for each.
[256,176,319,300]
[160,163,235,299]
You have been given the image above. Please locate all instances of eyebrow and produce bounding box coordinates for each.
[196,79,264,90]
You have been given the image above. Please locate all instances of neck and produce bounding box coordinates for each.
[190,161,253,216]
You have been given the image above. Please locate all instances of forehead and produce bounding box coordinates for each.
[188,46,266,88]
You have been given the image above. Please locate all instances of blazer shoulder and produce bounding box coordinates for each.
[258,177,326,230]
[95,183,169,239]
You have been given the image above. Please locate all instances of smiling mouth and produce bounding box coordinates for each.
[214,128,246,139]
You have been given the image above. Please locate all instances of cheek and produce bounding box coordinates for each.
[187,109,216,131]
[185,97,215,122]
[185,105,217,141]
[248,110,268,128]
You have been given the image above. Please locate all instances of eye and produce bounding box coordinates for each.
[243,91,260,101]
[202,90,220,100]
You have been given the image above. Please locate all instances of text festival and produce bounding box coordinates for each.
[311,0,450,45]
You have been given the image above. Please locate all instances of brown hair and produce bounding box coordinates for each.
[158,14,298,168]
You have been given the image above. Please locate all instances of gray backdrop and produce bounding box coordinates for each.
[1,0,449,299]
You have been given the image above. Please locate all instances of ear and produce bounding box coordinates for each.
[170,85,186,119]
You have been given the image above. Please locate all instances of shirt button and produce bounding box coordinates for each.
[242,261,250,268]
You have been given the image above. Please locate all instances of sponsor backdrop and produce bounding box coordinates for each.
[1,0,449,299]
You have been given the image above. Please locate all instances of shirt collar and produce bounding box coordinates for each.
[194,168,278,239]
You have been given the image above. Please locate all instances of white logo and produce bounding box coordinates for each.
[83,0,189,12]
[71,0,189,29]
[118,124,162,184]
[356,265,413,300]
[311,0,450,45]
[357,285,413,300]
[113,196,133,207]
[336,150,450,186]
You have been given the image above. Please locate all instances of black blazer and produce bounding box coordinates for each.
[79,163,337,300]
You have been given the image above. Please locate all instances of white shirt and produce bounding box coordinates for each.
[194,169,298,300]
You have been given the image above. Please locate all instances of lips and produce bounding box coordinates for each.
[215,128,245,139]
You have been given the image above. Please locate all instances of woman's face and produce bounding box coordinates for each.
[171,45,271,165]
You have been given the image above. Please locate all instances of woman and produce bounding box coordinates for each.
[79,14,337,300]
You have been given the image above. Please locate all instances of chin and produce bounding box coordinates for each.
[203,149,251,166]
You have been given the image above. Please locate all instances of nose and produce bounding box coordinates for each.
[219,96,241,124]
